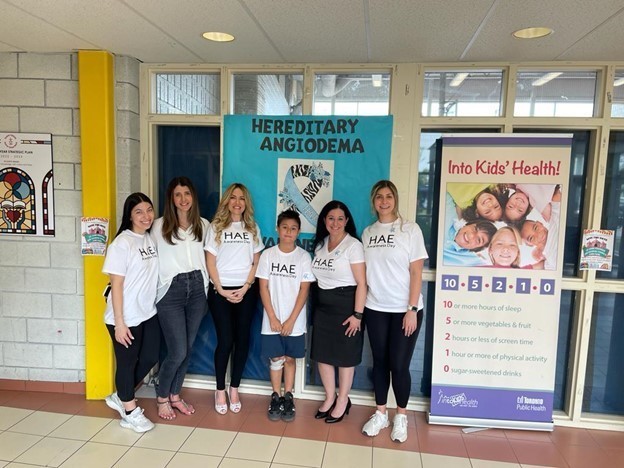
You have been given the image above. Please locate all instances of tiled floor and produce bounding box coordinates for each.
[0,389,623,467]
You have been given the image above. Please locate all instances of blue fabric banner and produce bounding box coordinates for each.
[222,114,392,382]
[223,115,393,249]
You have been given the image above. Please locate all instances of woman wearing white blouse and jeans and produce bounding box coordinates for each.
[150,177,209,420]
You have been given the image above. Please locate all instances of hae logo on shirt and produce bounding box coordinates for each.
[270,262,297,278]
[366,233,395,249]
[312,257,335,271]
[139,246,157,260]
[223,231,250,244]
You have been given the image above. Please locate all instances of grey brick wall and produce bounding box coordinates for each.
[0,52,83,382]
[115,55,141,222]
[0,52,141,383]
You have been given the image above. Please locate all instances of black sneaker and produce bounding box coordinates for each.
[268,392,283,421]
[281,391,295,422]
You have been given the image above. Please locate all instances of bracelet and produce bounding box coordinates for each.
[352,311,363,320]
[245,280,254,287]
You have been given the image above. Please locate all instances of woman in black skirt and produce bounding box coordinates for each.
[310,200,366,423]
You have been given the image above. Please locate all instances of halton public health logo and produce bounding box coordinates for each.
[437,390,479,408]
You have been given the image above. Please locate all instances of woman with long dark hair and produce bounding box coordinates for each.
[310,200,366,424]
[204,183,264,414]
[150,177,209,420]
[103,192,159,433]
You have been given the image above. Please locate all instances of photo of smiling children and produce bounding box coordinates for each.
[443,182,562,270]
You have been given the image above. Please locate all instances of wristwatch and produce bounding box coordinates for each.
[352,311,364,320]
[407,304,418,312]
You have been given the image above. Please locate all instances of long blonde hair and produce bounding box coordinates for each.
[211,183,259,245]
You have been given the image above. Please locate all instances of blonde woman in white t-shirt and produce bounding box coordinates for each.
[310,200,366,424]
[150,177,209,420]
[361,180,428,443]
[204,183,264,414]
[103,192,159,434]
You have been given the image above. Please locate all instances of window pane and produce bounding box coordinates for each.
[422,70,503,117]
[583,292,624,416]
[612,69,624,117]
[313,73,390,116]
[416,129,500,268]
[233,74,303,115]
[514,70,596,117]
[555,290,575,411]
[598,131,624,279]
[513,129,589,277]
[155,73,220,114]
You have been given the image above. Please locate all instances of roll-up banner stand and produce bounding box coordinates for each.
[430,134,571,431]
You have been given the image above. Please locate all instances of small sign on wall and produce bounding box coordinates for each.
[0,132,54,236]
[81,217,109,256]
[580,229,614,271]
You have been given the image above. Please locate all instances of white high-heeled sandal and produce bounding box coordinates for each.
[228,386,242,413]
[214,390,228,415]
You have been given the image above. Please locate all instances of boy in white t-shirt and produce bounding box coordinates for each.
[256,210,315,422]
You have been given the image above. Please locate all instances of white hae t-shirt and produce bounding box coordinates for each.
[362,219,428,312]
[256,245,316,336]
[311,234,364,290]
[204,221,264,286]
[103,229,159,327]
[150,217,210,302]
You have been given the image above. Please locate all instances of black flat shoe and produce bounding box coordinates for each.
[314,397,337,419]
[325,397,351,424]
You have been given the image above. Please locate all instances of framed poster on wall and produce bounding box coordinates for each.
[0,132,54,236]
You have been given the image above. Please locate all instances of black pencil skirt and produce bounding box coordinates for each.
[310,285,363,367]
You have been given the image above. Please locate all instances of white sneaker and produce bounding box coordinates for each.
[362,410,389,436]
[391,414,408,443]
[120,407,154,433]
[105,392,124,419]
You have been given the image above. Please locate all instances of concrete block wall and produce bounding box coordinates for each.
[0,52,84,382]
[115,55,142,220]
[0,52,141,384]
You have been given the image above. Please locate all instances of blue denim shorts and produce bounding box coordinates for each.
[261,333,306,360]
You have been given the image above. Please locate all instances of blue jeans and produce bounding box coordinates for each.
[156,270,207,398]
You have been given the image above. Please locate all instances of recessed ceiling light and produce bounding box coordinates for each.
[512,27,553,39]
[202,31,235,42]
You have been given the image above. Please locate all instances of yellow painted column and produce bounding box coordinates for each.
[78,51,116,399]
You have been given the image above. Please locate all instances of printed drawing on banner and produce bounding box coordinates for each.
[437,389,479,409]
[277,158,334,233]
